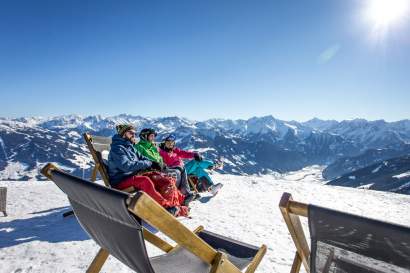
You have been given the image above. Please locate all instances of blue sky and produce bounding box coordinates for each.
[1,0,409,121]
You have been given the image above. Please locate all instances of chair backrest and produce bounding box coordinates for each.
[83,133,112,186]
[280,192,410,273]
[42,164,156,273]
[309,205,410,273]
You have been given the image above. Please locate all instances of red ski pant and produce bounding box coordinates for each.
[115,175,171,207]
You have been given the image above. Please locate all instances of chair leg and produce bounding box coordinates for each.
[2,211,7,217]
[290,252,302,273]
[245,244,267,273]
[91,166,98,182]
[188,176,199,193]
[86,248,109,273]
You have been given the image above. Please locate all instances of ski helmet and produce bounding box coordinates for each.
[139,128,157,141]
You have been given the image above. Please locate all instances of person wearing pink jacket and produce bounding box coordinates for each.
[159,134,202,199]
[159,138,201,168]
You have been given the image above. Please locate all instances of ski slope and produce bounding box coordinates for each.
[1,166,410,273]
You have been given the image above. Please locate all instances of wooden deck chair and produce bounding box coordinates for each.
[63,133,136,218]
[41,163,267,273]
[83,132,112,186]
[279,192,410,273]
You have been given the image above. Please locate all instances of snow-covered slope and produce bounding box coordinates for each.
[327,155,410,194]
[1,168,410,273]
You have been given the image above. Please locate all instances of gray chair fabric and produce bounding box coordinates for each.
[308,204,410,273]
[51,170,156,273]
[49,169,260,272]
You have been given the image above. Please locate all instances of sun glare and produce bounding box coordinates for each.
[364,0,409,28]
[362,0,410,41]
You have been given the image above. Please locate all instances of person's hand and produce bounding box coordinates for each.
[151,161,165,171]
[194,153,203,161]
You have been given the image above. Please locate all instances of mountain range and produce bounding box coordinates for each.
[1,114,409,194]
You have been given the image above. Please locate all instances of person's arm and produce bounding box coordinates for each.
[199,160,214,169]
[174,147,196,159]
[111,146,152,173]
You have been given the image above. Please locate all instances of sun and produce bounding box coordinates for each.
[364,0,409,28]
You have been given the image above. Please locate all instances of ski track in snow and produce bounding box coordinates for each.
[1,167,410,273]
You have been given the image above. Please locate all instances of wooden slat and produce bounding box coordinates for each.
[91,135,112,145]
[279,192,310,273]
[209,252,242,273]
[244,244,267,273]
[41,163,59,179]
[288,200,308,217]
[86,248,109,273]
[83,133,111,187]
[91,166,98,182]
[142,229,174,253]
[128,193,217,264]
[290,252,302,273]
[168,225,205,253]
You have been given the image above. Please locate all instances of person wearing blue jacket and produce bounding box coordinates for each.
[184,159,223,195]
[107,124,173,209]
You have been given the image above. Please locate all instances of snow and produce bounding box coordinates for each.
[0,162,30,180]
[1,167,410,273]
[349,175,356,180]
[358,183,374,189]
[393,171,410,179]
[194,147,216,153]
[372,164,382,173]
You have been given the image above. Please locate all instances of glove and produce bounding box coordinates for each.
[194,153,203,161]
[151,161,165,171]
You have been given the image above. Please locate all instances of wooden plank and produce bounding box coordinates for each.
[288,200,308,217]
[279,192,310,273]
[168,225,205,253]
[142,229,174,253]
[91,166,98,182]
[188,176,199,193]
[40,163,59,179]
[86,248,109,273]
[209,252,242,273]
[244,244,267,273]
[129,193,244,272]
[128,193,217,264]
[290,252,302,273]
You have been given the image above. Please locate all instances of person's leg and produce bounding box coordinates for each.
[168,166,192,195]
[164,168,181,188]
[116,175,171,207]
[177,168,193,196]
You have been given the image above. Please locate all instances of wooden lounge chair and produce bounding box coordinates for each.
[279,192,410,273]
[63,133,135,217]
[41,163,266,273]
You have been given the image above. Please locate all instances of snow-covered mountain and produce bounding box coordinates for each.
[1,115,410,190]
[327,155,410,194]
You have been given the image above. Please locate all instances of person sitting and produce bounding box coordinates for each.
[185,159,223,195]
[107,124,188,216]
[135,130,197,202]
[134,128,164,164]
[159,134,221,196]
